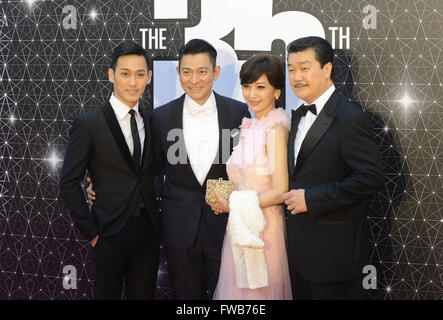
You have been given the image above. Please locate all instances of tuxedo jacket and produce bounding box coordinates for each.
[287,90,385,283]
[60,102,160,242]
[151,92,250,249]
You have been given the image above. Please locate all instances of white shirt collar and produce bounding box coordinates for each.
[109,93,140,121]
[301,84,336,115]
[184,91,216,114]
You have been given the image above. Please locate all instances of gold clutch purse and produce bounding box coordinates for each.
[205,178,235,203]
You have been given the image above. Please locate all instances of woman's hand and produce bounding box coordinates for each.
[207,191,230,215]
[85,177,96,207]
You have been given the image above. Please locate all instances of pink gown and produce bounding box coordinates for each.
[213,108,293,300]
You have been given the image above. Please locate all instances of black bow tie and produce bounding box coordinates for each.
[298,104,317,117]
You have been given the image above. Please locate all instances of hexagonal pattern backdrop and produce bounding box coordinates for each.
[0,0,442,300]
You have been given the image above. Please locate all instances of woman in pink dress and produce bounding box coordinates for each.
[208,53,292,300]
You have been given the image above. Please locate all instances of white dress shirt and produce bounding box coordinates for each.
[293,85,336,167]
[183,92,219,185]
[109,93,145,160]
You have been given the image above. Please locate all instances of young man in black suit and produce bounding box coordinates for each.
[60,41,160,299]
[282,37,385,299]
[151,39,250,299]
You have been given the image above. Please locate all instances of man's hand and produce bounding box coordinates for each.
[282,189,307,215]
[86,177,95,207]
[90,235,99,247]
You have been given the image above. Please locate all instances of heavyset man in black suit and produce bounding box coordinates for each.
[60,41,160,299]
[283,37,385,299]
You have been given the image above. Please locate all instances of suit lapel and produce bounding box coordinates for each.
[204,92,230,184]
[288,108,303,177]
[293,91,340,174]
[140,109,151,172]
[170,94,202,188]
[102,102,138,175]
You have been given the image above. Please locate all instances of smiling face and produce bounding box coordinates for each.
[177,53,220,105]
[287,48,333,104]
[108,54,152,108]
[242,74,280,119]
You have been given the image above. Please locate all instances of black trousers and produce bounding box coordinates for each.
[291,268,369,300]
[92,209,160,300]
[164,216,222,300]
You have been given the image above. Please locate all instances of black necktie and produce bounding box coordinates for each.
[128,109,141,168]
[299,104,317,117]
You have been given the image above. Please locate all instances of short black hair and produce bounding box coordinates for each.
[287,36,334,77]
[240,53,284,90]
[178,39,217,70]
[110,40,150,71]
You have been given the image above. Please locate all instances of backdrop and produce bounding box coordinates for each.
[0,0,442,300]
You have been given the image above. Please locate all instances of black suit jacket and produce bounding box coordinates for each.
[60,102,160,241]
[287,90,385,283]
[151,92,250,249]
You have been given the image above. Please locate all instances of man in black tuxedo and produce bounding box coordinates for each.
[60,41,160,299]
[282,37,385,299]
[151,39,250,299]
